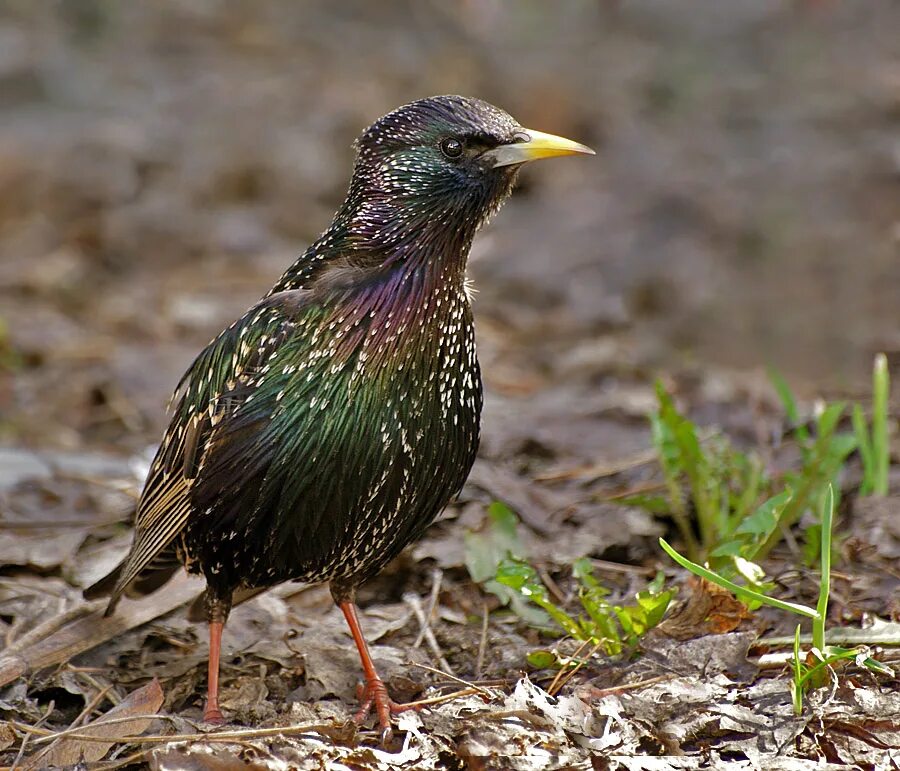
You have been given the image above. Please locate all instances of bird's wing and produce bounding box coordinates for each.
[107,290,311,606]
[185,301,368,565]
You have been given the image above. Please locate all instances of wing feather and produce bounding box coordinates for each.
[105,291,311,608]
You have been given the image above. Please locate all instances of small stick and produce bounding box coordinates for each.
[404,593,454,675]
[404,687,488,708]
[413,569,443,648]
[534,448,658,483]
[95,748,150,770]
[475,603,489,681]
[24,686,112,769]
[23,720,341,747]
[589,559,656,576]
[11,699,54,770]
[581,674,674,698]
[537,567,567,606]
[14,714,188,745]
[549,641,604,697]
[601,481,667,502]
[70,685,113,729]
[546,639,587,697]
[409,662,494,698]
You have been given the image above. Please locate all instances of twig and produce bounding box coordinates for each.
[537,567,567,606]
[14,714,187,745]
[409,662,495,698]
[405,687,489,709]
[589,559,656,576]
[94,748,150,770]
[403,592,454,675]
[582,674,674,698]
[550,640,603,696]
[757,622,900,647]
[475,603,489,681]
[20,718,338,747]
[471,708,547,726]
[546,640,588,697]
[413,569,443,648]
[601,481,668,502]
[71,685,113,728]
[11,699,54,770]
[6,602,103,655]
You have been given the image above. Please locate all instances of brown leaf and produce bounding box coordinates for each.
[24,678,164,769]
[655,577,750,640]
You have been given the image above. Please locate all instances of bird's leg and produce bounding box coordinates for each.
[336,595,419,743]
[203,590,232,724]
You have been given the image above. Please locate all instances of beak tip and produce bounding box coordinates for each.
[485,128,596,167]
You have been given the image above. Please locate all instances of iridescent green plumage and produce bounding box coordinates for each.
[87,95,593,734]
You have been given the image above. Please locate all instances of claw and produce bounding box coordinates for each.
[337,599,422,747]
[353,676,420,746]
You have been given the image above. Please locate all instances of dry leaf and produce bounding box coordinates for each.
[24,678,164,769]
[655,577,750,640]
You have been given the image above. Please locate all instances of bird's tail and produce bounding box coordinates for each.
[83,554,181,616]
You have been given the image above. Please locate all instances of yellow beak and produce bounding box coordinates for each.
[486,128,595,168]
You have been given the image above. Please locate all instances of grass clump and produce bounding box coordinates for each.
[662,486,893,712]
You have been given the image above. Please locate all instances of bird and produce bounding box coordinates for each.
[86,95,593,740]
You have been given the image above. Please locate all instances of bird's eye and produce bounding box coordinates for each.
[439,137,464,158]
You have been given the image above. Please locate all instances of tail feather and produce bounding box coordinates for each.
[84,549,181,616]
[85,550,269,622]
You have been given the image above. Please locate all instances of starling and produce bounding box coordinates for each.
[87,96,593,738]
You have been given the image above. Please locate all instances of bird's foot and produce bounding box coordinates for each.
[354,677,420,745]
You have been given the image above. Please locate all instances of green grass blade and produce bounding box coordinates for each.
[769,368,806,444]
[792,624,804,714]
[873,353,890,496]
[659,538,819,619]
[813,485,834,651]
[852,403,874,496]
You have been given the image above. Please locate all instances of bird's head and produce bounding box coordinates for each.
[338,95,594,255]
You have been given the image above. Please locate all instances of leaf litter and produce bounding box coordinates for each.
[2,432,898,768]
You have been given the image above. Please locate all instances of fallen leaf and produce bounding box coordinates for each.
[25,677,164,769]
[654,577,750,639]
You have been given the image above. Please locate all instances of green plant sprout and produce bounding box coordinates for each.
[463,501,547,625]
[639,381,771,563]
[466,503,674,668]
[661,486,893,713]
[852,353,890,497]
[494,557,673,657]
[630,380,857,575]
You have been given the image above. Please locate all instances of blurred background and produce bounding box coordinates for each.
[0,0,898,453]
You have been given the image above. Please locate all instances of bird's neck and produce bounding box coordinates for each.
[271,203,480,297]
